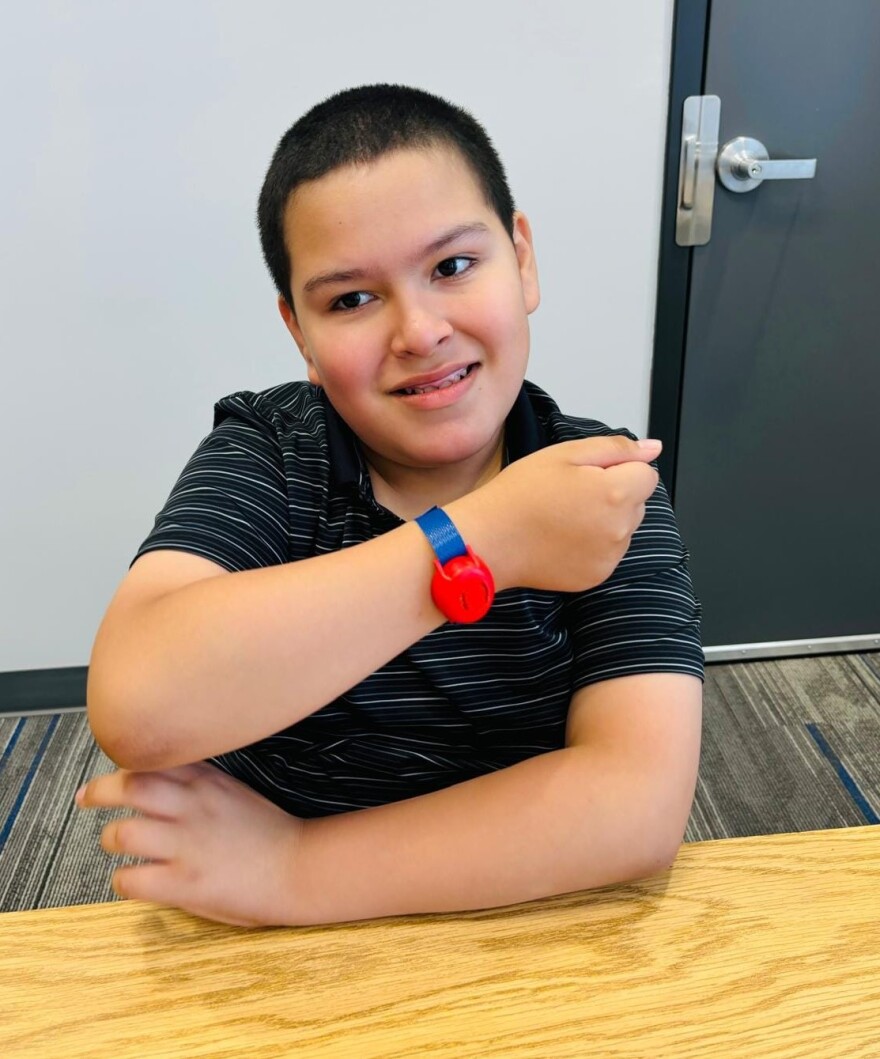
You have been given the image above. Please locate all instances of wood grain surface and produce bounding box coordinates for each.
[2,826,879,1058]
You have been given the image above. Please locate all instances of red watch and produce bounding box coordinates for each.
[414,506,495,623]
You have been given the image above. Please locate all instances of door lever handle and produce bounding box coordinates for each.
[676,97,820,245]
[717,136,817,192]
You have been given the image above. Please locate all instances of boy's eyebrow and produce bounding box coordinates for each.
[301,221,492,296]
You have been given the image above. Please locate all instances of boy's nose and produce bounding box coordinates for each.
[388,299,454,357]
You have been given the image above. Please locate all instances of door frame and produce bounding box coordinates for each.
[649,0,711,502]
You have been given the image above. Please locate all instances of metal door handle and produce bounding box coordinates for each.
[675,96,820,245]
[717,136,817,192]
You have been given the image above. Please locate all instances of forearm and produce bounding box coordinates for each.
[89,523,439,769]
[289,747,679,926]
[88,494,513,771]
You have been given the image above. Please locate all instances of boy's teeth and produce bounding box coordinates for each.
[404,366,469,395]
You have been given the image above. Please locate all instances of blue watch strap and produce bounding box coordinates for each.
[414,506,467,565]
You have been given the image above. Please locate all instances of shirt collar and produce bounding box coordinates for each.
[321,383,549,494]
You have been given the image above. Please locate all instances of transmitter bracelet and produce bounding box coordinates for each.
[414,506,495,624]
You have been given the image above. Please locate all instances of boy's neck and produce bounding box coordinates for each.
[365,430,505,522]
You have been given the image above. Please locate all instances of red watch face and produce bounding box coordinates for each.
[431,551,495,623]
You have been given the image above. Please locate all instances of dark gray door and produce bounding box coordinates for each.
[673,0,880,660]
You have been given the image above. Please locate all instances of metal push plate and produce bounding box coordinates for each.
[675,95,720,247]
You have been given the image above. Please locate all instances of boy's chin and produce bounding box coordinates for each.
[415,420,495,452]
[403,436,503,472]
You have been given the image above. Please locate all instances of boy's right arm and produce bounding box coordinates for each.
[87,437,661,771]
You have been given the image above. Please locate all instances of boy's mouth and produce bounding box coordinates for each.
[393,363,478,396]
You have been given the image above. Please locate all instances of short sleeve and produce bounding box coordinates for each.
[563,457,705,688]
[130,415,289,573]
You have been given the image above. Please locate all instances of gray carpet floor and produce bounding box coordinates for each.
[2,652,879,914]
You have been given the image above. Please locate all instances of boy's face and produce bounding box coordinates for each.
[277,144,540,482]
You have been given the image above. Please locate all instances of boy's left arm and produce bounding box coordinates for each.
[291,671,702,925]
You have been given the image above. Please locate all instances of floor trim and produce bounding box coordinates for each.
[706,635,880,663]
[0,667,87,715]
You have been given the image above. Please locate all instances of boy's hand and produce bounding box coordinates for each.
[74,762,304,927]
[459,436,662,593]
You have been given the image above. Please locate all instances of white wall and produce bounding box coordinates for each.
[1,0,675,672]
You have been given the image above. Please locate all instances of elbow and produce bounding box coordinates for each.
[85,700,150,772]
[88,711,175,773]
[635,813,690,881]
[86,723,147,772]
[606,801,690,886]
[88,726,140,772]
[634,777,697,880]
[606,836,683,889]
[603,836,682,890]
[85,666,171,772]
[641,835,685,880]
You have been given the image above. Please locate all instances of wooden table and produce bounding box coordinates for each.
[2,826,878,1058]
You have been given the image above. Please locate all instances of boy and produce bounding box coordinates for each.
[77,84,704,928]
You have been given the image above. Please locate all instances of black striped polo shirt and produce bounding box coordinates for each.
[132,379,704,818]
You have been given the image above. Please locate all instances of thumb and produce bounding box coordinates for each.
[565,435,662,468]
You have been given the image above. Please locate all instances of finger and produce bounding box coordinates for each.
[101,816,176,861]
[110,864,257,926]
[603,460,661,501]
[565,435,662,469]
[76,770,188,820]
[632,500,648,535]
[111,862,174,903]
[78,762,208,799]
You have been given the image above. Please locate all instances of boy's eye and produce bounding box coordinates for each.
[328,290,372,309]
[436,253,474,275]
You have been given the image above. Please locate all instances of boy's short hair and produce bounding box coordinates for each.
[257,83,517,313]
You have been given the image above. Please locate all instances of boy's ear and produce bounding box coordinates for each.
[512,211,540,315]
[277,294,321,385]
